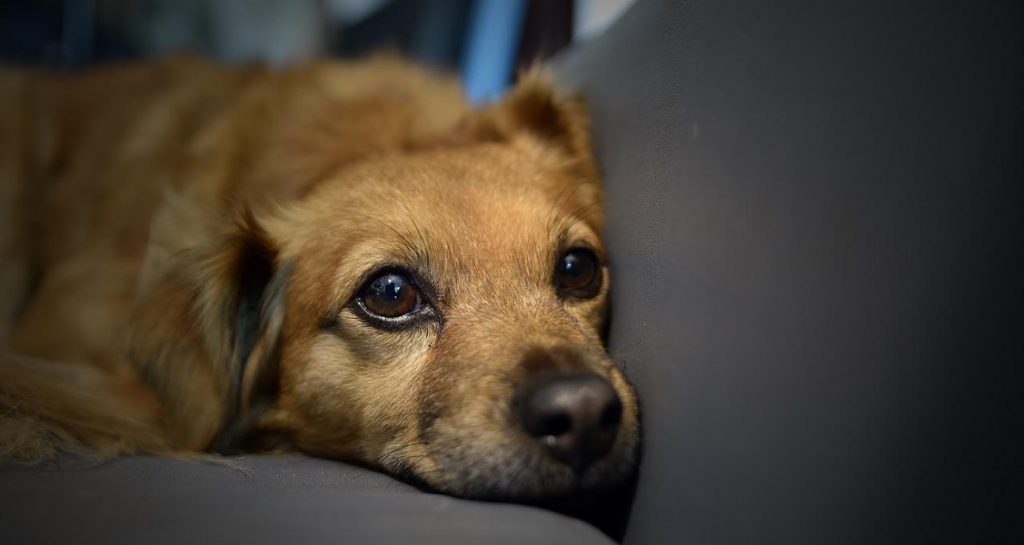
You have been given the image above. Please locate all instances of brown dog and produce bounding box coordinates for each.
[0,55,638,501]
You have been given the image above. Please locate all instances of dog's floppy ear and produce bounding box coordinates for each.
[130,207,291,452]
[450,68,599,179]
[213,210,293,450]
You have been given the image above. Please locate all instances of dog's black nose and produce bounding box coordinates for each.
[517,373,622,472]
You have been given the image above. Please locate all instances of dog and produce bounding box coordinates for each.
[0,54,639,503]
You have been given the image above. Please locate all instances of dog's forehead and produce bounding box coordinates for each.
[353,172,594,268]
[295,146,603,293]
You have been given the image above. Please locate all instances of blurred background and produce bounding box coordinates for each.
[0,0,636,102]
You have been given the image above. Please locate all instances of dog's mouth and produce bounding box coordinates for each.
[388,432,637,503]
[379,370,640,502]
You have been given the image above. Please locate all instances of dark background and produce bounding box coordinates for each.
[557,1,1023,542]
[0,0,614,102]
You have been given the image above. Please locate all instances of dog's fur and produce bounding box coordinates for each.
[0,55,638,500]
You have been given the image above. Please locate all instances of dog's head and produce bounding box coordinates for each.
[143,73,638,500]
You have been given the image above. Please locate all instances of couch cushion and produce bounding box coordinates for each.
[0,455,614,545]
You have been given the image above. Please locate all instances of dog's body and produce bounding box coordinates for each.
[0,55,638,501]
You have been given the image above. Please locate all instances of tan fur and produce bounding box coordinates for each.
[0,55,638,499]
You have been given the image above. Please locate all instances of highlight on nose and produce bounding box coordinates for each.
[516,373,623,472]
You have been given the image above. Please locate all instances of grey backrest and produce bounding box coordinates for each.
[558,1,1023,543]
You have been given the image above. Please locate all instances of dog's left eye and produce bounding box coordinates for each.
[357,271,421,320]
[555,248,602,298]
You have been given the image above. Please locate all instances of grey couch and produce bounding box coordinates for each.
[2,1,1021,543]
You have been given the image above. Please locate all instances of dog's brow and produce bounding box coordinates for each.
[553,219,602,258]
[553,199,604,241]
[395,199,432,269]
[341,208,431,265]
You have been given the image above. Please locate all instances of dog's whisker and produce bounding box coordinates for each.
[549,180,585,232]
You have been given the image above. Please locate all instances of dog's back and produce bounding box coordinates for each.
[2,56,469,351]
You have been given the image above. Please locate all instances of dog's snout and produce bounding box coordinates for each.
[517,373,622,472]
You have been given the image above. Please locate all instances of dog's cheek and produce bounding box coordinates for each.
[573,271,612,341]
[284,328,437,462]
[274,337,366,457]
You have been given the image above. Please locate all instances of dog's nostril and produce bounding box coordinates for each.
[536,413,572,438]
[517,373,622,472]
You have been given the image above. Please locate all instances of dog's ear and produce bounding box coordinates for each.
[130,207,291,452]
[448,68,599,179]
[215,211,292,446]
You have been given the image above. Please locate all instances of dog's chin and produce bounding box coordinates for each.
[394,435,639,503]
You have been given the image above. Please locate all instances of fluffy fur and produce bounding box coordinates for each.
[0,55,638,500]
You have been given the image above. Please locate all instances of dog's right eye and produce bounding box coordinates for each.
[357,271,420,320]
[555,248,602,299]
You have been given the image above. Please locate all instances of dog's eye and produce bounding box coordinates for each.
[358,272,420,319]
[555,248,602,298]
